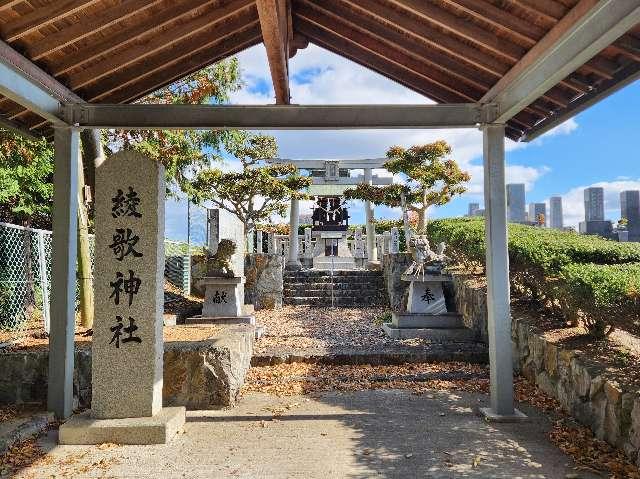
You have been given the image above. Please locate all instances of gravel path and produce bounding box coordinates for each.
[253,306,487,363]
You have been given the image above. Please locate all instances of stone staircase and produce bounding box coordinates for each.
[283,270,389,307]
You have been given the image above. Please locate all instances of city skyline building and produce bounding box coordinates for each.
[584,187,605,221]
[507,183,526,223]
[620,190,640,241]
[549,196,563,229]
[468,202,479,217]
[528,202,546,226]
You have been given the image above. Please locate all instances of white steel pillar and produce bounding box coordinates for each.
[364,168,378,265]
[287,197,301,269]
[480,124,525,421]
[47,126,80,419]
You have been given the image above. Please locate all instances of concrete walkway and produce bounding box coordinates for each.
[15,390,600,479]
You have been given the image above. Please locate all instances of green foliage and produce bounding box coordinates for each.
[106,59,242,196]
[189,131,312,233]
[344,141,470,231]
[0,131,54,227]
[428,217,640,338]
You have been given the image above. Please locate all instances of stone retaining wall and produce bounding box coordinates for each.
[0,327,253,411]
[453,274,640,466]
[245,253,283,310]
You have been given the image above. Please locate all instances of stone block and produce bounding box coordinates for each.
[629,395,640,450]
[544,343,558,377]
[59,407,185,445]
[407,280,447,314]
[570,360,591,399]
[163,327,253,409]
[382,323,475,341]
[535,371,557,397]
[201,277,245,317]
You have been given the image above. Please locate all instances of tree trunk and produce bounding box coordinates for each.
[76,129,105,329]
[416,207,427,233]
[76,149,94,328]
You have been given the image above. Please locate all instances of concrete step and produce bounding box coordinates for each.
[284,296,388,306]
[382,323,476,341]
[283,270,383,277]
[283,277,386,284]
[283,282,385,290]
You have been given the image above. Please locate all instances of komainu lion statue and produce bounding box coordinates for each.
[205,239,237,277]
[404,234,449,277]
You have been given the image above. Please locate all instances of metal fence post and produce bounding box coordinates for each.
[36,230,50,333]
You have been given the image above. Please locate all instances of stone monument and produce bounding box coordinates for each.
[187,208,254,325]
[59,151,185,445]
[383,235,473,340]
[390,227,400,254]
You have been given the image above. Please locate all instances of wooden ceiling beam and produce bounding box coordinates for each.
[301,0,494,92]
[105,28,262,104]
[341,0,510,77]
[298,19,485,106]
[49,0,217,76]
[0,1,21,13]
[296,2,484,102]
[257,0,291,104]
[82,19,260,101]
[27,0,164,60]
[1,0,103,43]
[441,0,545,46]
[511,0,567,22]
[66,0,255,90]
[388,0,525,63]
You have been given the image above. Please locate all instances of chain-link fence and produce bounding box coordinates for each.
[0,222,196,337]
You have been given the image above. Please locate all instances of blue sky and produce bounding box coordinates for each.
[165,44,640,242]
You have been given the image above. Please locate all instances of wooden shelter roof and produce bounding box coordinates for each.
[0,0,638,141]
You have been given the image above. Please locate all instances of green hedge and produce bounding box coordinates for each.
[427,218,640,337]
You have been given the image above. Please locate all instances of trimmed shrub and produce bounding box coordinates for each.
[427,218,640,338]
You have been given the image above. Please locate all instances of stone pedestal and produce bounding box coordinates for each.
[383,272,473,341]
[59,150,185,445]
[188,277,255,326]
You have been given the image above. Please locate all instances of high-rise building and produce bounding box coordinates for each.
[549,196,563,229]
[620,190,640,225]
[467,202,479,217]
[620,190,640,241]
[584,187,605,221]
[507,183,526,223]
[528,202,546,226]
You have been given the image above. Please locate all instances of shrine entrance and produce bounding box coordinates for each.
[324,238,338,257]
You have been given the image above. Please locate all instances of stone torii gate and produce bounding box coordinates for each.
[265,157,392,269]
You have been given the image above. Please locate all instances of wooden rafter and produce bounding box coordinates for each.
[296,1,483,102]
[1,0,103,43]
[341,0,510,77]
[106,28,263,104]
[49,0,218,76]
[388,0,525,63]
[65,0,255,90]
[511,0,567,22]
[298,20,482,106]
[82,18,261,101]
[441,0,545,47]
[302,0,494,92]
[28,0,164,60]
[257,0,291,104]
[0,1,21,13]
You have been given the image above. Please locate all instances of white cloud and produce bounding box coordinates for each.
[225,43,578,220]
[547,179,640,229]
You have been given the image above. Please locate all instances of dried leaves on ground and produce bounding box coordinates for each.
[254,306,436,354]
[243,362,491,396]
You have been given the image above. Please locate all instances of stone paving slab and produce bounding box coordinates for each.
[16,390,601,478]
